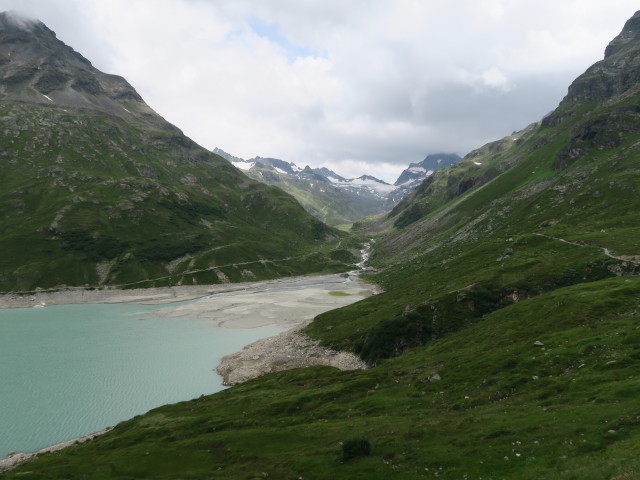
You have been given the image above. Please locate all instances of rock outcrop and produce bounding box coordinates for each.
[217,321,367,385]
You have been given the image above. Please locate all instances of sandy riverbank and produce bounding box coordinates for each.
[0,284,228,308]
[150,274,376,328]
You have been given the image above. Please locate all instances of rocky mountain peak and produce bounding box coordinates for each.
[0,11,169,126]
[604,10,640,58]
[0,11,44,34]
[0,11,92,68]
[394,153,460,187]
[542,10,640,127]
[357,174,388,184]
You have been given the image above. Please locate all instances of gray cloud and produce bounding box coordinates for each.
[3,10,39,30]
[1,0,637,181]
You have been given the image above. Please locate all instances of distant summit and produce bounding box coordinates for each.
[215,148,461,225]
[388,153,461,203]
[213,148,397,226]
[394,153,461,187]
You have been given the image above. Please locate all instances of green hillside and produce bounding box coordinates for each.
[0,14,354,292]
[3,277,639,479]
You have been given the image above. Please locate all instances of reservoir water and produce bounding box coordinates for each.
[0,301,284,458]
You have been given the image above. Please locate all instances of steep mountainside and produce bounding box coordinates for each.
[382,126,535,230]
[216,148,458,226]
[322,10,640,352]
[0,13,352,291]
[4,11,640,480]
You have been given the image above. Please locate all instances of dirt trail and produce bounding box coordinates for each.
[535,233,640,265]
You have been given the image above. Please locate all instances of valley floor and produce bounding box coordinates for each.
[0,273,376,316]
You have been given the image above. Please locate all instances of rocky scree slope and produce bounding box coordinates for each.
[0,13,351,292]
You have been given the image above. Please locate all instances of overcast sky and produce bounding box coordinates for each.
[2,1,637,182]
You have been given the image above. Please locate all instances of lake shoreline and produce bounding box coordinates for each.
[217,319,368,385]
[0,426,114,473]
[0,272,377,471]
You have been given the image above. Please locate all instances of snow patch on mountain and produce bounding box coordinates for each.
[232,160,255,171]
[344,176,397,195]
[215,147,461,222]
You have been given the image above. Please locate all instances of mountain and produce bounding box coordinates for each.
[5,10,640,480]
[214,148,398,226]
[0,12,354,292]
[391,152,461,202]
[215,148,458,226]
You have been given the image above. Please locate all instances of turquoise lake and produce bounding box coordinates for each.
[0,302,284,458]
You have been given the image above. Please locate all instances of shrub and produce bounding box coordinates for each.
[341,438,372,461]
[355,311,432,363]
[59,229,128,261]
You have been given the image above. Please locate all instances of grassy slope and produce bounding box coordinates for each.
[3,277,639,479]
[0,103,356,291]
[308,87,639,357]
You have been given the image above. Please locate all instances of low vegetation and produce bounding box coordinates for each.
[3,277,639,479]
[0,103,356,292]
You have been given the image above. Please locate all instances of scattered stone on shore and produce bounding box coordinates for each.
[217,320,367,385]
[0,426,113,473]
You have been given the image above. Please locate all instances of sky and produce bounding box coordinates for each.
[1,0,638,182]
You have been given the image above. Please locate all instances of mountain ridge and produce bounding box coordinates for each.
[214,147,460,225]
[0,12,353,291]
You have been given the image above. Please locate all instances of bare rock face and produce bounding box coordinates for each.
[216,322,367,385]
[604,10,640,58]
[569,10,640,102]
[0,11,158,123]
[543,10,640,128]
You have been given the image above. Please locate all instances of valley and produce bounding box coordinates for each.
[214,149,460,227]
[1,8,640,480]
